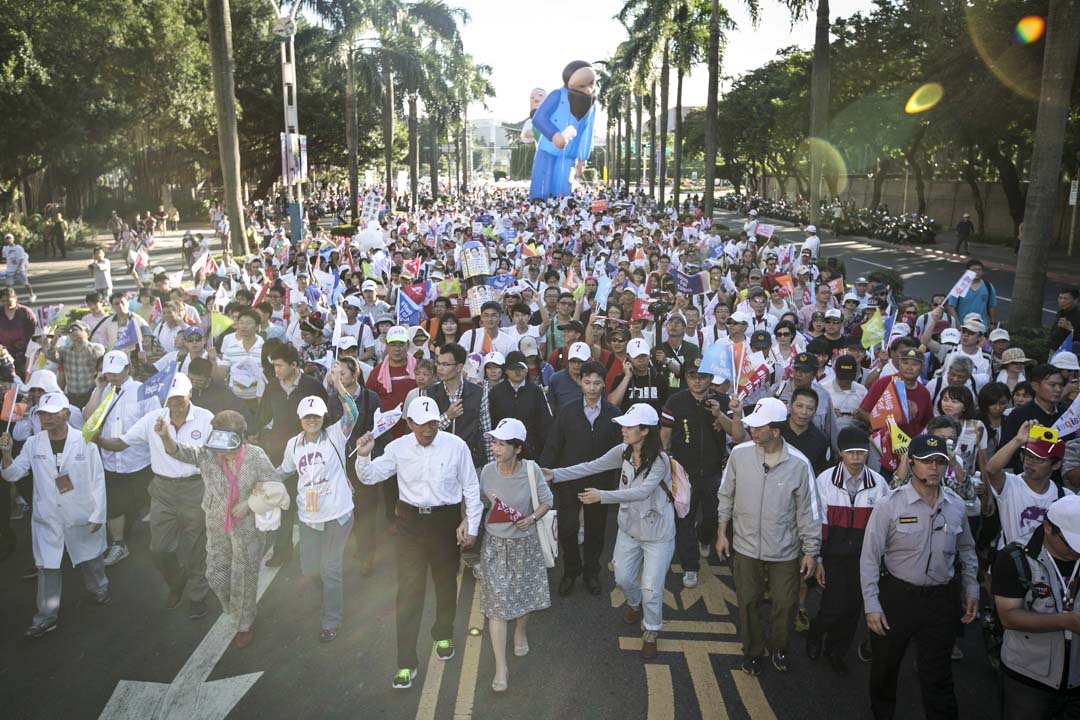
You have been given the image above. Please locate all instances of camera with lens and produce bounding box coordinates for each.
[648,300,673,316]
[1029,425,1060,444]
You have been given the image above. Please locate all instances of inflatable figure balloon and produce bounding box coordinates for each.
[519,88,548,144]
[528,61,597,200]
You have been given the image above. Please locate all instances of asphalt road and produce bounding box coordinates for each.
[0,221,1018,720]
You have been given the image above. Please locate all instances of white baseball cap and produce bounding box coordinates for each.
[297,395,329,418]
[749,210,758,217]
[37,391,68,415]
[386,325,409,344]
[406,396,441,424]
[824,308,842,320]
[1047,495,1080,552]
[805,225,817,234]
[482,351,505,368]
[988,328,1010,343]
[361,279,379,292]
[940,328,961,345]
[729,311,751,325]
[486,417,527,443]
[25,369,61,393]
[626,338,651,358]
[1052,351,1080,372]
[335,335,358,349]
[167,373,192,399]
[344,295,365,309]
[613,403,660,427]
[742,397,788,427]
[568,341,591,362]
[102,350,130,374]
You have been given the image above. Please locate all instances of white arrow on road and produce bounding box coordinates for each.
[99,541,292,720]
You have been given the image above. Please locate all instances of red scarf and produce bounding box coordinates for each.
[221,445,247,534]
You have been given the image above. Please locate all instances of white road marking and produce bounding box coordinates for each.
[99,536,296,719]
[992,295,1057,316]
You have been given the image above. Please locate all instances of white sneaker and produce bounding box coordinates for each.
[577,528,585,545]
[683,571,699,588]
[10,496,28,520]
[699,542,711,558]
[103,542,129,567]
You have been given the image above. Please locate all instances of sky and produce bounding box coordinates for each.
[456,0,872,125]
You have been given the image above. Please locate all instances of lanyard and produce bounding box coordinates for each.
[1049,559,1080,641]
[299,432,325,488]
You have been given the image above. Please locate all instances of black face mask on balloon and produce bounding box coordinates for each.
[568,88,595,120]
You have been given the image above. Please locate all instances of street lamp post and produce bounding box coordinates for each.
[275,2,304,243]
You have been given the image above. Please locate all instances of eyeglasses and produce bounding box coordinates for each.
[775,331,792,338]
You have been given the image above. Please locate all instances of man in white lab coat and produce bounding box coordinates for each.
[1,391,109,638]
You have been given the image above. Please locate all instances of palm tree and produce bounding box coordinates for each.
[1011,0,1080,329]
[205,0,247,254]
[669,0,714,208]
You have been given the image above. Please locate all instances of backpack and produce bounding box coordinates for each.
[659,455,691,518]
[983,541,1033,669]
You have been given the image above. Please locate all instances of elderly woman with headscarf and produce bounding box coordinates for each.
[156,409,278,649]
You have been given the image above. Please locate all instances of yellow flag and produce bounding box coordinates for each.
[210,312,234,338]
[82,385,116,443]
[861,309,884,350]
[888,417,911,456]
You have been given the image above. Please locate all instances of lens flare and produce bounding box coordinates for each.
[904,83,944,114]
[798,138,848,195]
[1013,16,1045,45]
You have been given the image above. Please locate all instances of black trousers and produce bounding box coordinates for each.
[807,554,862,659]
[351,476,399,555]
[554,477,608,579]
[870,575,960,720]
[1003,671,1080,719]
[675,472,722,572]
[394,503,460,669]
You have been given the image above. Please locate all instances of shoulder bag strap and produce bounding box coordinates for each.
[526,460,540,514]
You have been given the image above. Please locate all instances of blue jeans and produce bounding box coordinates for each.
[611,530,675,632]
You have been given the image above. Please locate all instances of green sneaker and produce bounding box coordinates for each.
[392,668,417,690]
[435,639,455,661]
[794,608,810,633]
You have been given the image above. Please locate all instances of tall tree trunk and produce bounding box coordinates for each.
[429,117,439,202]
[1013,0,1080,328]
[648,80,657,199]
[807,0,831,224]
[408,93,419,211]
[703,0,720,217]
[635,93,643,190]
[345,48,359,223]
[623,97,632,193]
[461,105,470,194]
[382,59,394,200]
[659,41,670,206]
[615,115,623,188]
[205,0,247,255]
[673,67,684,209]
[962,144,986,237]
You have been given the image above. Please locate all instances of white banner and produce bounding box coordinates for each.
[948,269,977,298]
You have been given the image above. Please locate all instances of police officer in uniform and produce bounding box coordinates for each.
[860,434,979,719]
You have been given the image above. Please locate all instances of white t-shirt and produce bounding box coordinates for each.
[991,472,1061,547]
[502,324,540,353]
[218,333,265,399]
[3,244,28,273]
[280,423,354,525]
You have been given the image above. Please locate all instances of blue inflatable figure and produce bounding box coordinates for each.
[529,60,598,200]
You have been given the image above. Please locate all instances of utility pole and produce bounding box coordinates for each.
[275,2,304,244]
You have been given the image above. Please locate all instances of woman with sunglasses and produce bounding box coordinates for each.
[156,409,279,649]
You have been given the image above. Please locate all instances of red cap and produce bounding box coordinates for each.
[1026,439,1066,461]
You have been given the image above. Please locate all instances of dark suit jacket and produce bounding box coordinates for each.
[428,379,484,467]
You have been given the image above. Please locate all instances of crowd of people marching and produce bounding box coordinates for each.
[2,185,1080,716]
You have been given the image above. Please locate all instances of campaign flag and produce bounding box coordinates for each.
[133,247,150,270]
[868,378,905,431]
[191,252,218,277]
[710,243,725,259]
[888,417,911,456]
[700,339,735,384]
[439,278,462,297]
[593,274,614,310]
[861,309,885,350]
[590,199,609,214]
[776,244,796,269]
[755,223,776,240]
[331,303,348,348]
[1057,332,1074,356]
[720,270,738,295]
[487,496,526,524]
[631,298,654,321]
[149,297,163,325]
[402,256,422,279]
[828,277,845,296]
[370,404,403,440]
[250,283,268,308]
[343,245,358,274]
[948,270,977,298]
[736,349,771,400]
[871,426,900,472]
[213,283,230,312]
[520,242,540,259]
[672,269,707,296]
[0,386,27,423]
[774,273,795,299]
[35,304,64,329]
[1052,392,1080,437]
[138,361,177,405]
[210,312,234,338]
[112,317,141,351]
[397,290,423,326]
[485,274,517,291]
[312,269,336,297]
[82,385,116,443]
[562,267,580,292]
[167,270,184,288]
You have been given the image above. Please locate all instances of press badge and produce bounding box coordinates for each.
[305,489,320,513]
[55,474,74,494]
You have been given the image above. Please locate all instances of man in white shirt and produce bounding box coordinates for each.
[801,225,821,261]
[340,294,378,362]
[459,300,516,358]
[355,398,482,690]
[985,421,1067,548]
[503,301,540,350]
[3,232,36,302]
[96,373,214,619]
[84,351,160,568]
[88,247,112,297]
[823,355,868,433]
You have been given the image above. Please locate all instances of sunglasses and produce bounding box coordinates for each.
[824,319,841,324]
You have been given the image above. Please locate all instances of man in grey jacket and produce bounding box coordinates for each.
[716,397,820,677]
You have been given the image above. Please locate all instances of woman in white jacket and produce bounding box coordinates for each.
[1,391,109,637]
[543,403,675,659]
